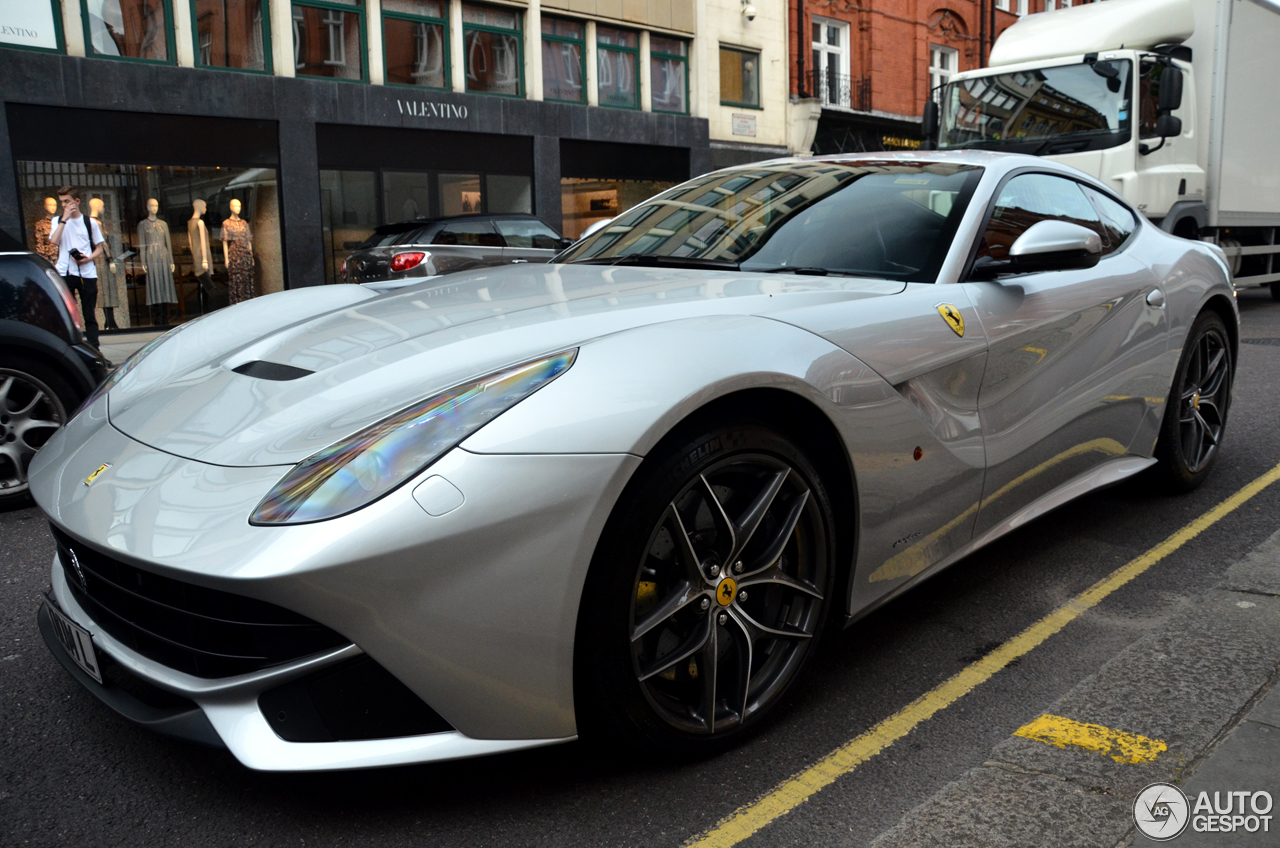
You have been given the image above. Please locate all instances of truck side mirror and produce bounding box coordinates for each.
[922,100,939,150]
[1156,114,1182,138]
[1157,66,1183,112]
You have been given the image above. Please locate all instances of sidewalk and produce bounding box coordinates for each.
[869,529,1280,848]
[96,329,165,367]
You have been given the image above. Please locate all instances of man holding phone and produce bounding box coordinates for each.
[48,185,104,348]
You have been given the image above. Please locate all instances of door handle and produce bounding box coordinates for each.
[1146,289,1165,308]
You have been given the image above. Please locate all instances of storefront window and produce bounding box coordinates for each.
[83,0,176,63]
[191,0,270,72]
[320,169,377,285]
[18,161,282,328]
[292,0,365,80]
[383,170,433,220]
[439,173,482,216]
[560,177,674,239]
[596,27,638,110]
[720,45,759,108]
[486,174,532,213]
[541,17,584,104]
[462,4,522,96]
[651,36,688,114]
[382,0,447,88]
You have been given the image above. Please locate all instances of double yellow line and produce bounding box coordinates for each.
[686,461,1280,848]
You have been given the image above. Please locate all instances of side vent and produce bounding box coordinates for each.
[232,361,314,381]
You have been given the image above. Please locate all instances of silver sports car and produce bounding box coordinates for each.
[31,151,1237,771]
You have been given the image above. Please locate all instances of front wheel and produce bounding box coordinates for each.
[1153,311,1233,492]
[576,423,837,756]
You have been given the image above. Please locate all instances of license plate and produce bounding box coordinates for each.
[45,600,102,684]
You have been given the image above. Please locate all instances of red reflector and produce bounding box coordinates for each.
[390,252,426,272]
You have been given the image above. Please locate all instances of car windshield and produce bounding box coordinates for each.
[559,161,983,283]
[938,60,1133,155]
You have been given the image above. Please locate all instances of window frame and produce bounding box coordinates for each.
[649,36,689,115]
[291,0,369,83]
[2,0,65,54]
[929,44,958,104]
[81,0,177,65]
[595,25,640,111]
[719,44,761,109]
[189,0,274,74]
[539,15,586,105]
[381,0,450,90]
[461,3,524,98]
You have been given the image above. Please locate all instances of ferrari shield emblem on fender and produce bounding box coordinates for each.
[84,464,110,486]
[936,304,965,337]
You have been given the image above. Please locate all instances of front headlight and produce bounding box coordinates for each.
[250,350,577,525]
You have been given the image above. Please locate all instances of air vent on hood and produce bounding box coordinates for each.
[231,360,314,381]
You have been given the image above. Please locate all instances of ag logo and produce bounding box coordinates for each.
[84,463,110,487]
[936,304,965,337]
[716,577,738,607]
[1134,782,1190,841]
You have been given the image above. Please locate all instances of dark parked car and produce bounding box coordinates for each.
[342,214,572,287]
[0,230,109,508]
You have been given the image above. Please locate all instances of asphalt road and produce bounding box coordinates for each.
[3,289,1280,848]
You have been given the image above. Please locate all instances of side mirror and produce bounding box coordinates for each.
[1157,66,1183,112]
[1156,114,1182,138]
[922,100,939,150]
[559,238,575,250]
[1007,221,1102,272]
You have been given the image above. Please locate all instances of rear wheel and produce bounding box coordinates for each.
[0,358,77,508]
[1153,312,1233,492]
[576,423,836,756]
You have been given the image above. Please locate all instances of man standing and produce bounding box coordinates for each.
[48,185,104,348]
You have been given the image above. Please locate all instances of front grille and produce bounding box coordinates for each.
[51,524,349,679]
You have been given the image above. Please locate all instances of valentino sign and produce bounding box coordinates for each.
[396,99,470,120]
[0,0,59,51]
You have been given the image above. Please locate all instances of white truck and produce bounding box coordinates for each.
[923,0,1280,297]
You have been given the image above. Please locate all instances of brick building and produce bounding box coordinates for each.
[788,0,1090,154]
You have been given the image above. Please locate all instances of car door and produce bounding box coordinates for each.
[429,219,506,272]
[961,172,1166,537]
[494,218,568,264]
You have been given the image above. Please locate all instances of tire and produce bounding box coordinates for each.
[575,422,837,757]
[1153,311,1233,492]
[0,357,79,509]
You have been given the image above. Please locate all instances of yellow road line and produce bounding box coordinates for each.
[684,460,1280,848]
[1013,714,1167,764]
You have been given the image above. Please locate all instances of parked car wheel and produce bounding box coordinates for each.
[1154,311,1233,492]
[0,357,75,508]
[577,422,835,755]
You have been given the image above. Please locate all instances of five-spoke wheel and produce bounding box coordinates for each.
[1155,311,1233,491]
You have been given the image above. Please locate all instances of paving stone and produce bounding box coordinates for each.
[1172,719,1280,847]
[1224,527,1280,597]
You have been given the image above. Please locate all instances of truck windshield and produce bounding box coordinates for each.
[938,60,1132,154]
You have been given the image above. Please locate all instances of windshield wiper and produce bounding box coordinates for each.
[575,254,741,270]
[748,266,884,279]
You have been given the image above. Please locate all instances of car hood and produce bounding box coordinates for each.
[107,263,904,467]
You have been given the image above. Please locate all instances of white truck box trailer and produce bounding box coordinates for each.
[926,0,1280,295]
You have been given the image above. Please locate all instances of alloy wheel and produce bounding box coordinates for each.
[1176,327,1230,474]
[628,454,828,734]
[0,370,68,496]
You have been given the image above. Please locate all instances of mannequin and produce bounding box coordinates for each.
[34,197,59,264]
[221,198,254,305]
[89,198,124,331]
[137,198,177,325]
[188,199,212,313]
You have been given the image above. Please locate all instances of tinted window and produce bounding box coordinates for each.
[979,173,1104,262]
[1082,186,1138,251]
[494,218,562,248]
[432,220,502,247]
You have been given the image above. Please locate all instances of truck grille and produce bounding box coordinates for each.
[51,524,348,679]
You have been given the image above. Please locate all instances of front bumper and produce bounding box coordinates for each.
[31,399,640,770]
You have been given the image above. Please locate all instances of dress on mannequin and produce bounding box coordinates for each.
[221,206,253,304]
[137,206,177,310]
[188,200,212,312]
[89,199,124,328]
[34,198,58,264]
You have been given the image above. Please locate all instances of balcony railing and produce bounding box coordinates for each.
[808,70,872,112]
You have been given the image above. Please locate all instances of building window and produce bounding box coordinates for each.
[0,1,63,53]
[929,45,958,102]
[541,16,584,104]
[82,0,175,62]
[650,36,688,114]
[597,26,639,110]
[382,0,447,88]
[995,0,1010,10]
[462,3,522,96]
[811,17,850,108]
[192,0,271,72]
[719,45,759,108]
[292,0,364,79]
[1017,0,1029,15]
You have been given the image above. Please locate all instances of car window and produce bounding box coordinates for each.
[431,220,502,247]
[494,219,563,249]
[1082,186,1139,252]
[979,173,1105,262]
